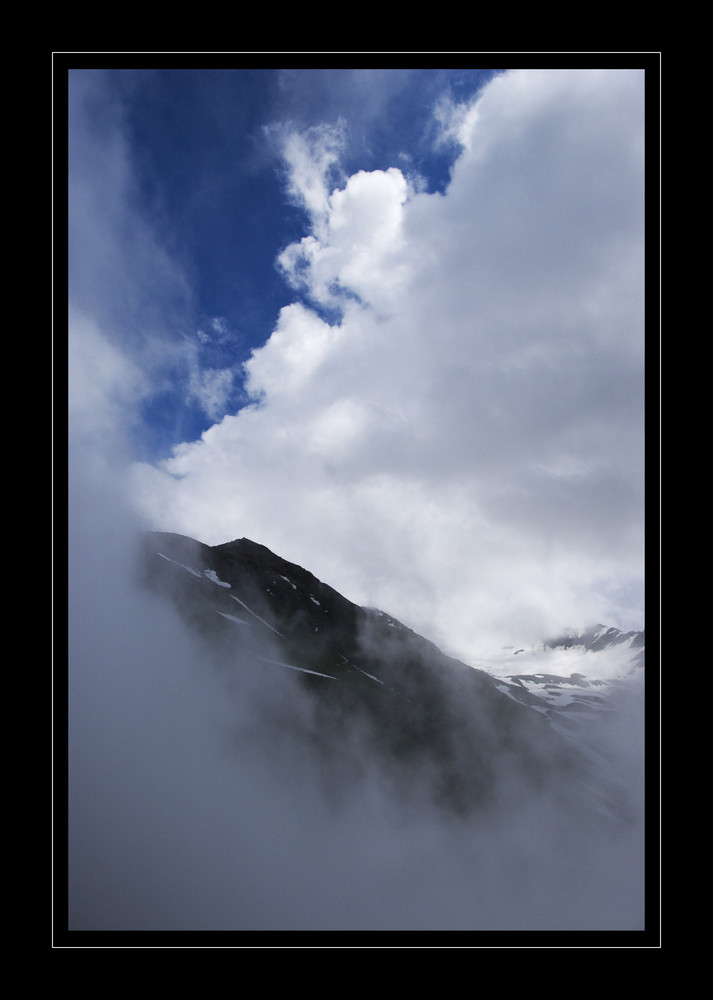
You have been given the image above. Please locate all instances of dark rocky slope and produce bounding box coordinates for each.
[140,531,636,821]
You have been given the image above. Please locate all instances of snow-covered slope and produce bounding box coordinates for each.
[472,627,644,732]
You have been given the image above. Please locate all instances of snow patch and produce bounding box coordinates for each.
[253,655,336,679]
[157,552,202,578]
[216,611,250,626]
[230,595,287,638]
[474,638,642,682]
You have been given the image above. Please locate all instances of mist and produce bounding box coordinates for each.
[67,461,645,935]
[64,64,649,940]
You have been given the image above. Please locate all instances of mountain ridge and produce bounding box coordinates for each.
[140,530,643,821]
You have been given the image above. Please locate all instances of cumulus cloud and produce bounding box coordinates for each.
[277,165,411,312]
[132,68,645,659]
[65,67,648,935]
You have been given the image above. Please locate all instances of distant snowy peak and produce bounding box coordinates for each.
[146,531,643,751]
[479,623,645,737]
[545,624,644,658]
[487,623,644,676]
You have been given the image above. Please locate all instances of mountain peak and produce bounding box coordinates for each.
[141,529,643,825]
[545,624,644,655]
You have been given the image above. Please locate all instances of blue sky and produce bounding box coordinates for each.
[67,61,648,659]
[70,66,501,455]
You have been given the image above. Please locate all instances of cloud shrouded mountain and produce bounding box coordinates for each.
[117,66,645,661]
[66,64,650,937]
[68,523,646,933]
[140,531,608,815]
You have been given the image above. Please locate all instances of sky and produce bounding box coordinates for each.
[64,57,652,939]
[67,62,648,662]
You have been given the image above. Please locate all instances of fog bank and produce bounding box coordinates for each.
[67,470,645,934]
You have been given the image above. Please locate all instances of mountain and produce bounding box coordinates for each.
[546,624,645,659]
[478,625,644,735]
[139,531,644,823]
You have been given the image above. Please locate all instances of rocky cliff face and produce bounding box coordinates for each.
[140,531,641,822]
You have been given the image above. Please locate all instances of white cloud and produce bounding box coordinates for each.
[68,70,244,456]
[272,119,347,230]
[66,68,648,931]
[433,92,482,150]
[278,166,411,313]
[128,68,645,660]
[68,308,152,484]
[186,364,234,422]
